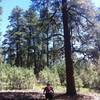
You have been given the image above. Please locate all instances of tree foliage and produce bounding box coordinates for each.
[1,0,100,96]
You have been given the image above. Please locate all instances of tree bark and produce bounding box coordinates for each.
[27,26,32,67]
[62,0,76,96]
[33,38,39,79]
[15,14,22,67]
[15,36,22,67]
[46,27,49,67]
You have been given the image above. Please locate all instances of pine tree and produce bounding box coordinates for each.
[30,0,99,96]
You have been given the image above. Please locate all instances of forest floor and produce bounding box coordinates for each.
[0,90,99,100]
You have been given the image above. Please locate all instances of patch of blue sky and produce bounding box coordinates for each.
[1,0,31,33]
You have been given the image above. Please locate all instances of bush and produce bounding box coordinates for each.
[74,69,83,91]
[0,64,36,90]
[74,62,100,90]
[0,62,100,91]
[80,67,99,89]
[39,67,60,86]
[56,63,66,85]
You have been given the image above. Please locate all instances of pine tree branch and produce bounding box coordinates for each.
[43,33,64,41]
[70,8,94,26]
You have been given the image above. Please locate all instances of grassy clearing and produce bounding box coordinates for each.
[33,83,66,93]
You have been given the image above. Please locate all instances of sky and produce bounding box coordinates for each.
[0,0,100,45]
[0,0,31,34]
[92,0,100,7]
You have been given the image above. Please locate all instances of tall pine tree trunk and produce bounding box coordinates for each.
[46,27,49,67]
[15,36,22,67]
[15,15,22,67]
[27,29,32,67]
[33,38,39,79]
[62,0,76,96]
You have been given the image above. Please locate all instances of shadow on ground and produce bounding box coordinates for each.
[0,92,98,100]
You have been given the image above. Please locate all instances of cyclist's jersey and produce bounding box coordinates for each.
[44,86,53,93]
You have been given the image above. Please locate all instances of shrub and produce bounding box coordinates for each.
[0,64,36,90]
[80,67,99,89]
[56,63,66,85]
[74,69,83,91]
[39,67,60,86]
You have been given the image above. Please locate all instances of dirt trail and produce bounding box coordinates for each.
[0,91,99,100]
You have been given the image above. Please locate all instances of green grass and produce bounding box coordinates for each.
[31,83,66,93]
[77,87,100,95]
